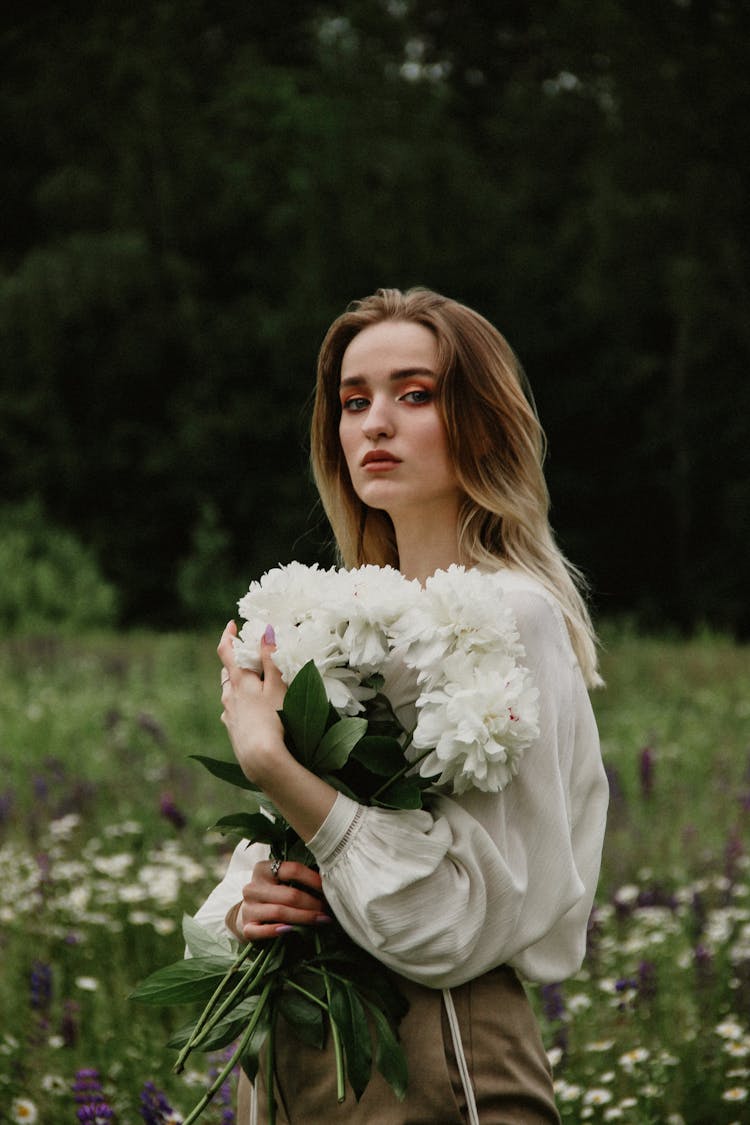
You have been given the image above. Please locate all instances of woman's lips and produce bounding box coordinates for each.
[361,451,401,470]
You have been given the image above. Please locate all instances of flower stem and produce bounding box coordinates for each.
[181,978,274,1125]
[316,933,346,1104]
[173,941,272,1074]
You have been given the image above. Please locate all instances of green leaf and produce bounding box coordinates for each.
[239,1004,272,1083]
[372,777,424,809]
[189,754,260,792]
[280,661,330,764]
[364,1001,408,1101]
[212,812,286,845]
[130,956,235,1005]
[329,980,372,1100]
[313,717,368,773]
[278,987,325,1049]
[182,914,234,959]
[168,995,262,1053]
[351,735,408,776]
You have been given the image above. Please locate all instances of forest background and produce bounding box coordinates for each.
[1,0,749,636]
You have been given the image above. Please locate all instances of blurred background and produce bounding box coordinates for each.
[2,0,748,635]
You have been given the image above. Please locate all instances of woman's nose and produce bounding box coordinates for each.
[361,397,394,440]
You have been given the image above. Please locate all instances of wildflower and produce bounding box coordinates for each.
[72,1068,115,1122]
[547,1045,563,1068]
[586,1039,615,1052]
[140,1079,182,1124]
[554,1080,582,1101]
[583,1088,612,1105]
[722,1087,748,1101]
[11,1098,38,1123]
[541,982,566,1022]
[75,976,99,991]
[618,1047,650,1071]
[716,1019,745,1040]
[159,793,187,830]
[41,1073,67,1093]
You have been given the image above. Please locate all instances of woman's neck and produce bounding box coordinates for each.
[394,510,462,584]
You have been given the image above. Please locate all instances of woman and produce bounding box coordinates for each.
[200,288,609,1124]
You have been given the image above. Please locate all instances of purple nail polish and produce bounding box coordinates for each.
[315,914,333,925]
[263,624,276,645]
[276,924,294,934]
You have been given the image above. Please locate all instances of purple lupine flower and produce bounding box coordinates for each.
[541,982,566,1023]
[139,1079,177,1124]
[30,961,53,1011]
[638,744,654,798]
[72,1068,115,1123]
[159,793,187,830]
[77,1105,115,1123]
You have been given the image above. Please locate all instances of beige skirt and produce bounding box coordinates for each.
[237,965,560,1124]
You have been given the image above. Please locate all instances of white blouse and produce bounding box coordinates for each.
[194,571,609,989]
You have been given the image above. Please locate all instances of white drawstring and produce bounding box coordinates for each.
[442,987,480,1125]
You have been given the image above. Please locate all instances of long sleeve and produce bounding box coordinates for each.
[192,840,268,941]
[305,575,609,988]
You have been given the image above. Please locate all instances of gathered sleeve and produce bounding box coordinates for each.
[306,583,608,988]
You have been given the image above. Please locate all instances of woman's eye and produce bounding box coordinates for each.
[341,396,369,412]
[401,388,433,404]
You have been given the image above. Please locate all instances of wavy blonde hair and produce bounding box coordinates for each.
[311,287,601,687]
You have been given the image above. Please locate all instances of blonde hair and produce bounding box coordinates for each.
[311,287,601,687]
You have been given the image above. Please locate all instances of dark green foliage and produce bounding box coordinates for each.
[1,2,748,632]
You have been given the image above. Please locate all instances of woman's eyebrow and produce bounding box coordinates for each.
[339,367,437,388]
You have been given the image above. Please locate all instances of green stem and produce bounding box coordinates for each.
[173,941,272,1073]
[181,942,278,1063]
[181,978,274,1125]
[284,978,328,1010]
[316,932,346,1104]
[266,1006,277,1125]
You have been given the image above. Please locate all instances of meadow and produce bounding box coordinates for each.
[0,626,748,1124]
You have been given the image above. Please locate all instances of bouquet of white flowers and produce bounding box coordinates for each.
[133,563,540,1124]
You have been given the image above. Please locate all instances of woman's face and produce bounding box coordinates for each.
[338,319,461,525]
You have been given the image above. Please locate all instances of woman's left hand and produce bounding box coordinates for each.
[217,621,289,785]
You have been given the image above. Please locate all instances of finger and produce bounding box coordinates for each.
[258,860,324,896]
[217,620,238,667]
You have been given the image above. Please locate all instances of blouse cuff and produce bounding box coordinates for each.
[306,792,364,867]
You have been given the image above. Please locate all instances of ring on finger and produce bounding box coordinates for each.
[270,856,282,880]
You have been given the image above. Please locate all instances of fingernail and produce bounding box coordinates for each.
[263,624,276,645]
[276,924,294,934]
[315,914,333,925]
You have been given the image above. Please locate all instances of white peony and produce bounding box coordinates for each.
[231,561,540,791]
[390,565,522,679]
[409,658,540,793]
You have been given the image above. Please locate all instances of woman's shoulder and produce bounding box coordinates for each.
[484,566,577,667]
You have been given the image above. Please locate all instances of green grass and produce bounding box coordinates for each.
[0,628,748,1123]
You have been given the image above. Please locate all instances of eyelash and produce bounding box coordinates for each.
[341,388,434,412]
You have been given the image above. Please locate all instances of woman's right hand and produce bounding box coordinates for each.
[230,859,332,941]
